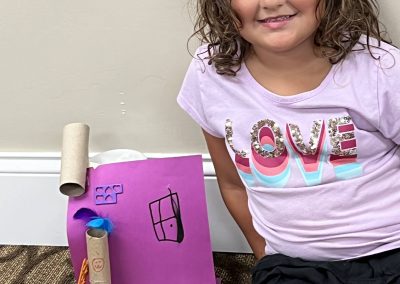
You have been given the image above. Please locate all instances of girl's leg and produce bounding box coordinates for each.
[251,254,344,284]
[252,248,400,284]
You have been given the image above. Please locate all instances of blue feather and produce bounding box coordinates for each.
[103,218,114,233]
[74,208,114,234]
[86,217,114,234]
[73,208,98,222]
[87,218,104,229]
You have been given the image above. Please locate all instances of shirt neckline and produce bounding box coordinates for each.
[240,61,336,105]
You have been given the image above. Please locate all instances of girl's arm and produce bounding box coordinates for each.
[202,129,266,260]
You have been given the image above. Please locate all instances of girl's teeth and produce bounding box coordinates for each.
[266,16,290,23]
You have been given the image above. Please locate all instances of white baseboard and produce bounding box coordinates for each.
[0,152,216,176]
[0,153,251,253]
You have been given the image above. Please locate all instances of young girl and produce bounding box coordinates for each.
[178,0,400,283]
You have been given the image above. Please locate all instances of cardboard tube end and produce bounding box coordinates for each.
[64,122,90,131]
[60,183,85,197]
[87,229,107,238]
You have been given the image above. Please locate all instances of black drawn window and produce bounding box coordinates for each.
[149,187,184,243]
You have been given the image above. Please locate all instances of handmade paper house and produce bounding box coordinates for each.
[67,155,216,284]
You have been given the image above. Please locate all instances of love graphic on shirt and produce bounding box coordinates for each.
[225,115,363,187]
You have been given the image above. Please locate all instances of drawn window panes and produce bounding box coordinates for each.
[149,187,184,243]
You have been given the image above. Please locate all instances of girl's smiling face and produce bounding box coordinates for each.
[231,0,322,54]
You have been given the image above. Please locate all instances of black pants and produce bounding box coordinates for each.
[252,248,400,284]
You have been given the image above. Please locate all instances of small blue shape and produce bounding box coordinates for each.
[86,217,114,234]
[87,218,104,228]
[103,219,113,233]
[95,184,124,205]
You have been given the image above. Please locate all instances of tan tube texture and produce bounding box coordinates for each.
[86,229,112,284]
[59,123,89,196]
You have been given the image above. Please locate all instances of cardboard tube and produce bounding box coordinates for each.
[86,229,112,284]
[59,123,89,196]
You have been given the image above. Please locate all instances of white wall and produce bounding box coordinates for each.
[0,0,204,153]
[0,1,397,154]
[380,0,400,44]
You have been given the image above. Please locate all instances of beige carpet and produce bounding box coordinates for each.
[0,245,255,284]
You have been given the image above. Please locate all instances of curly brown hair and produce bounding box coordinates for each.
[190,0,391,76]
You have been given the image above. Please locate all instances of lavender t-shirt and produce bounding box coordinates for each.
[177,41,400,261]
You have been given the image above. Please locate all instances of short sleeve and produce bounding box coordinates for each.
[376,46,400,144]
[177,52,223,138]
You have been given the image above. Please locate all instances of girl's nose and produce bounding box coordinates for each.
[259,0,286,10]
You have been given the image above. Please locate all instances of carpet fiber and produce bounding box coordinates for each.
[0,245,255,284]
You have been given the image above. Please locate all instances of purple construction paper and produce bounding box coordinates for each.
[67,155,216,284]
